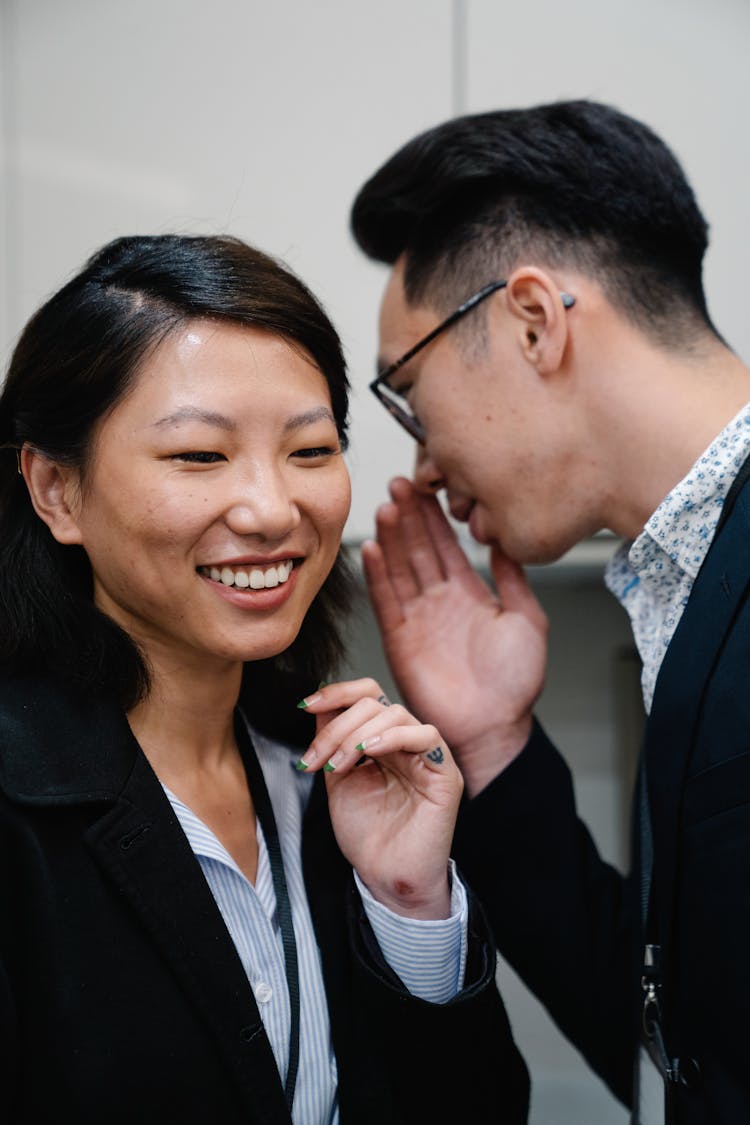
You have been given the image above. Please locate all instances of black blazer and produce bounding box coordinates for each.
[0,677,529,1124]
[454,475,750,1123]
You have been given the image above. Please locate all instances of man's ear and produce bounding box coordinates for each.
[503,267,572,375]
[20,445,84,545]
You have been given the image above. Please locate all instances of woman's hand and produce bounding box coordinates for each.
[296,678,462,920]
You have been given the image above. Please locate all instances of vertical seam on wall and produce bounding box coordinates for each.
[0,0,18,371]
[452,0,468,116]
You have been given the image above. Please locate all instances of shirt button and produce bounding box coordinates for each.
[254,982,273,1004]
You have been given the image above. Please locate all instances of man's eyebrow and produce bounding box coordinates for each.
[284,406,336,431]
[152,406,236,430]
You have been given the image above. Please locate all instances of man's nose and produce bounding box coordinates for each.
[412,444,445,494]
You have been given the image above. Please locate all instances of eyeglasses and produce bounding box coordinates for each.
[370,279,575,444]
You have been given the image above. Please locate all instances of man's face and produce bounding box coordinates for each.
[377,259,599,564]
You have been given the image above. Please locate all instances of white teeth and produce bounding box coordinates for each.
[202,560,293,589]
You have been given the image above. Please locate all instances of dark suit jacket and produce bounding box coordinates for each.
[455,477,750,1124]
[0,676,529,1124]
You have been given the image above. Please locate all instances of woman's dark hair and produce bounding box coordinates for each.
[351,99,720,348]
[0,233,354,743]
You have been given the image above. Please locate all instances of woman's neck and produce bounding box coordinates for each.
[128,655,261,883]
[127,654,244,777]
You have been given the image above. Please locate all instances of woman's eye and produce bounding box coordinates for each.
[292,446,338,460]
[170,451,226,464]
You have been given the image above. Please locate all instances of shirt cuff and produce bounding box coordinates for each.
[353,859,468,1004]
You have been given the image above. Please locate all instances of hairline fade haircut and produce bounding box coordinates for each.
[351,99,722,351]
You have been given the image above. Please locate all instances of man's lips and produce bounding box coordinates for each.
[468,506,490,545]
[448,497,474,524]
[447,496,491,545]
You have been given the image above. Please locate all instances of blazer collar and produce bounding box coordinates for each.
[0,676,138,805]
[646,479,750,962]
[0,674,294,1121]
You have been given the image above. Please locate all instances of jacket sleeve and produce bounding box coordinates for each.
[452,719,639,1107]
[347,876,531,1124]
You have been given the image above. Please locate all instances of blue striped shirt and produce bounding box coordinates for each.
[164,723,467,1125]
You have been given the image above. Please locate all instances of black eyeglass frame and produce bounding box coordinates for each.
[370,279,575,444]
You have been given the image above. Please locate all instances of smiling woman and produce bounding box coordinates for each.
[0,234,528,1124]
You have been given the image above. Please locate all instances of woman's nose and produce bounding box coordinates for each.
[412,444,445,495]
[224,468,301,540]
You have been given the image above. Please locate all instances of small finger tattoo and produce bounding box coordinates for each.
[377,693,391,707]
[426,746,444,764]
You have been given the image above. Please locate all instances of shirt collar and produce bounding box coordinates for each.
[613,402,750,587]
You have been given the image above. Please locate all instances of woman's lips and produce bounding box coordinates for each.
[198,559,300,609]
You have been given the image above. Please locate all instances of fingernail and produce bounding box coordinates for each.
[325,749,345,772]
[297,692,322,709]
[356,736,380,752]
[295,758,309,771]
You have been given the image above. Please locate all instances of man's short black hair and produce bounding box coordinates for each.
[351,99,720,347]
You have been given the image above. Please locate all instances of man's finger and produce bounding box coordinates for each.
[361,538,406,635]
[489,546,548,630]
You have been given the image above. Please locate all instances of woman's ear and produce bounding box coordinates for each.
[504,267,572,375]
[20,445,83,545]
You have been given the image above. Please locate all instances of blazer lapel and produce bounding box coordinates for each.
[645,483,750,972]
[85,745,292,1124]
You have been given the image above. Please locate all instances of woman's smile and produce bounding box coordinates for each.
[198,558,296,590]
[197,557,301,610]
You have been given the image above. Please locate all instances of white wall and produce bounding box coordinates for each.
[3,0,747,542]
[0,0,454,534]
[465,0,750,364]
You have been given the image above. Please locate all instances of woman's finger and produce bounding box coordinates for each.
[297,676,391,714]
[298,694,409,771]
[326,721,453,778]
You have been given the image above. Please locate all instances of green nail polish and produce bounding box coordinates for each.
[323,761,335,772]
[355,742,365,752]
[295,759,309,771]
[297,692,321,710]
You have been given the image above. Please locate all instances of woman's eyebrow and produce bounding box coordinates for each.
[284,406,336,431]
[151,405,335,432]
[152,406,236,430]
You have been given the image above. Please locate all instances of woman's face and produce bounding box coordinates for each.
[64,318,351,677]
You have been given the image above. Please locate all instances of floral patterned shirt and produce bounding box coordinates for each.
[605,403,750,713]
